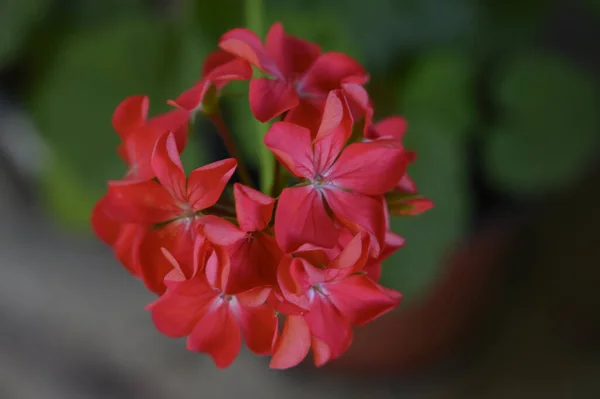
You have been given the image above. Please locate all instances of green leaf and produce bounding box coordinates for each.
[401,51,477,136]
[0,0,51,68]
[29,16,208,229]
[382,52,475,300]
[484,53,600,195]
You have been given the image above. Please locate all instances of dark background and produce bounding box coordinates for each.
[0,0,599,398]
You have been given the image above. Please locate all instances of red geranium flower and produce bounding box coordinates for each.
[265,92,408,254]
[218,22,366,125]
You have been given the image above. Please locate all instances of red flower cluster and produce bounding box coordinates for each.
[91,22,433,369]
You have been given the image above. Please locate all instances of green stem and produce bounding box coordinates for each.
[245,0,272,193]
[211,112,253,188]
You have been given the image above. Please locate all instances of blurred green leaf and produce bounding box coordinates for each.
[0,0,51,69]
[401,51,477,136]
[383,52,474,300]
[484,53,600,195]
[29,15,208,229]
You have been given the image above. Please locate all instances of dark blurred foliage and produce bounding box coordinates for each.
[1,0,599,300]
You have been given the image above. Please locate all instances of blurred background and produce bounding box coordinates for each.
[1,0,599,397]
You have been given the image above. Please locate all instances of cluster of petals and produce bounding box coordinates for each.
[91,22,433,369]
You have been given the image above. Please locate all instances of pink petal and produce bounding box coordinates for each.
[325,275,401,326]
[113,223,147,278]
[315,90,351,142]
[234,183,276,232]
[151,133,187,203]
[147,109,190,152]
[225,232,281,294]
[236,286,272,307]
[205,244,231,292]
[389,197,435,216]
[187,303,242,368]
[322,189,386,257]
[138,220,198,294]
[122,124,166,181]
[284,98,324,137]
[303,294,353,359]
[313,116,352,175]
[203,50,253,85]
[187,158,237,211]
[91,195,121,246]
[373,116,408,140]
[265,22,321,79]
[112,95,149,139]
[327,231,370,277]
[200,215,246,246]
[327,139,407,195]
[299,52,367,94]
[341,81,370,118]
[311,336,333,367]
[218,28,280,76]
[235,302,278,355]
[264,122,315,178]
[274,186,338,253]
[277,256,311,310]
[249,78,299,122]
[396,173,418,194]
[270,315,311,369]
[105,180,179,224]
[168,80,211,112]
[148,277,216,338]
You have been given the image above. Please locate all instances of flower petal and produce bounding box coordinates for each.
[200,215,246,246]
[322,189,386,257]
[147,108,190,152]
[264,122,314,178]
[122,124,166,180]
[167,80,211,112]
[218,28,280,76]
[234,183,275,232]
[325,275,401,326]
[187,158,237,211]
[311,336,333,367]
[373,116,408,140]
[303,294,353,359]
[148,277,215,338]
[249,78,298,122]
[327,231,370,277]
[113,223,147,278]
[151,133,187,203]
[91,195,121,246]
[327,139,407,195]
[112,95,149,139]
[187,303,242,368]
[225,232,282,294]
[235,301,277,355]
[274,186,338,253]
[299,52,367,94]
[203,50,253,85]
[265,22,321,79]
[270,315,311,369]
[105,180,178,224]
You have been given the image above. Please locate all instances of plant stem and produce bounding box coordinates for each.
[245,0,272,193]
[270,158,282,197]
[211,112,253,187]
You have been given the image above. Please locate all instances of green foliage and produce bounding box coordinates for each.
[384,52,475,300]
[29,14,207,228]
[484,53,600,195]
[0,0,51,69]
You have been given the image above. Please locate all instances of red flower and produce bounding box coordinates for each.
[168,50,253,117]
[201,183,282,294]
[218,22,366,124]
[103,133,237,293]
[265,92,408,254]
[148,241,277,368]
[269,232,401,369]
